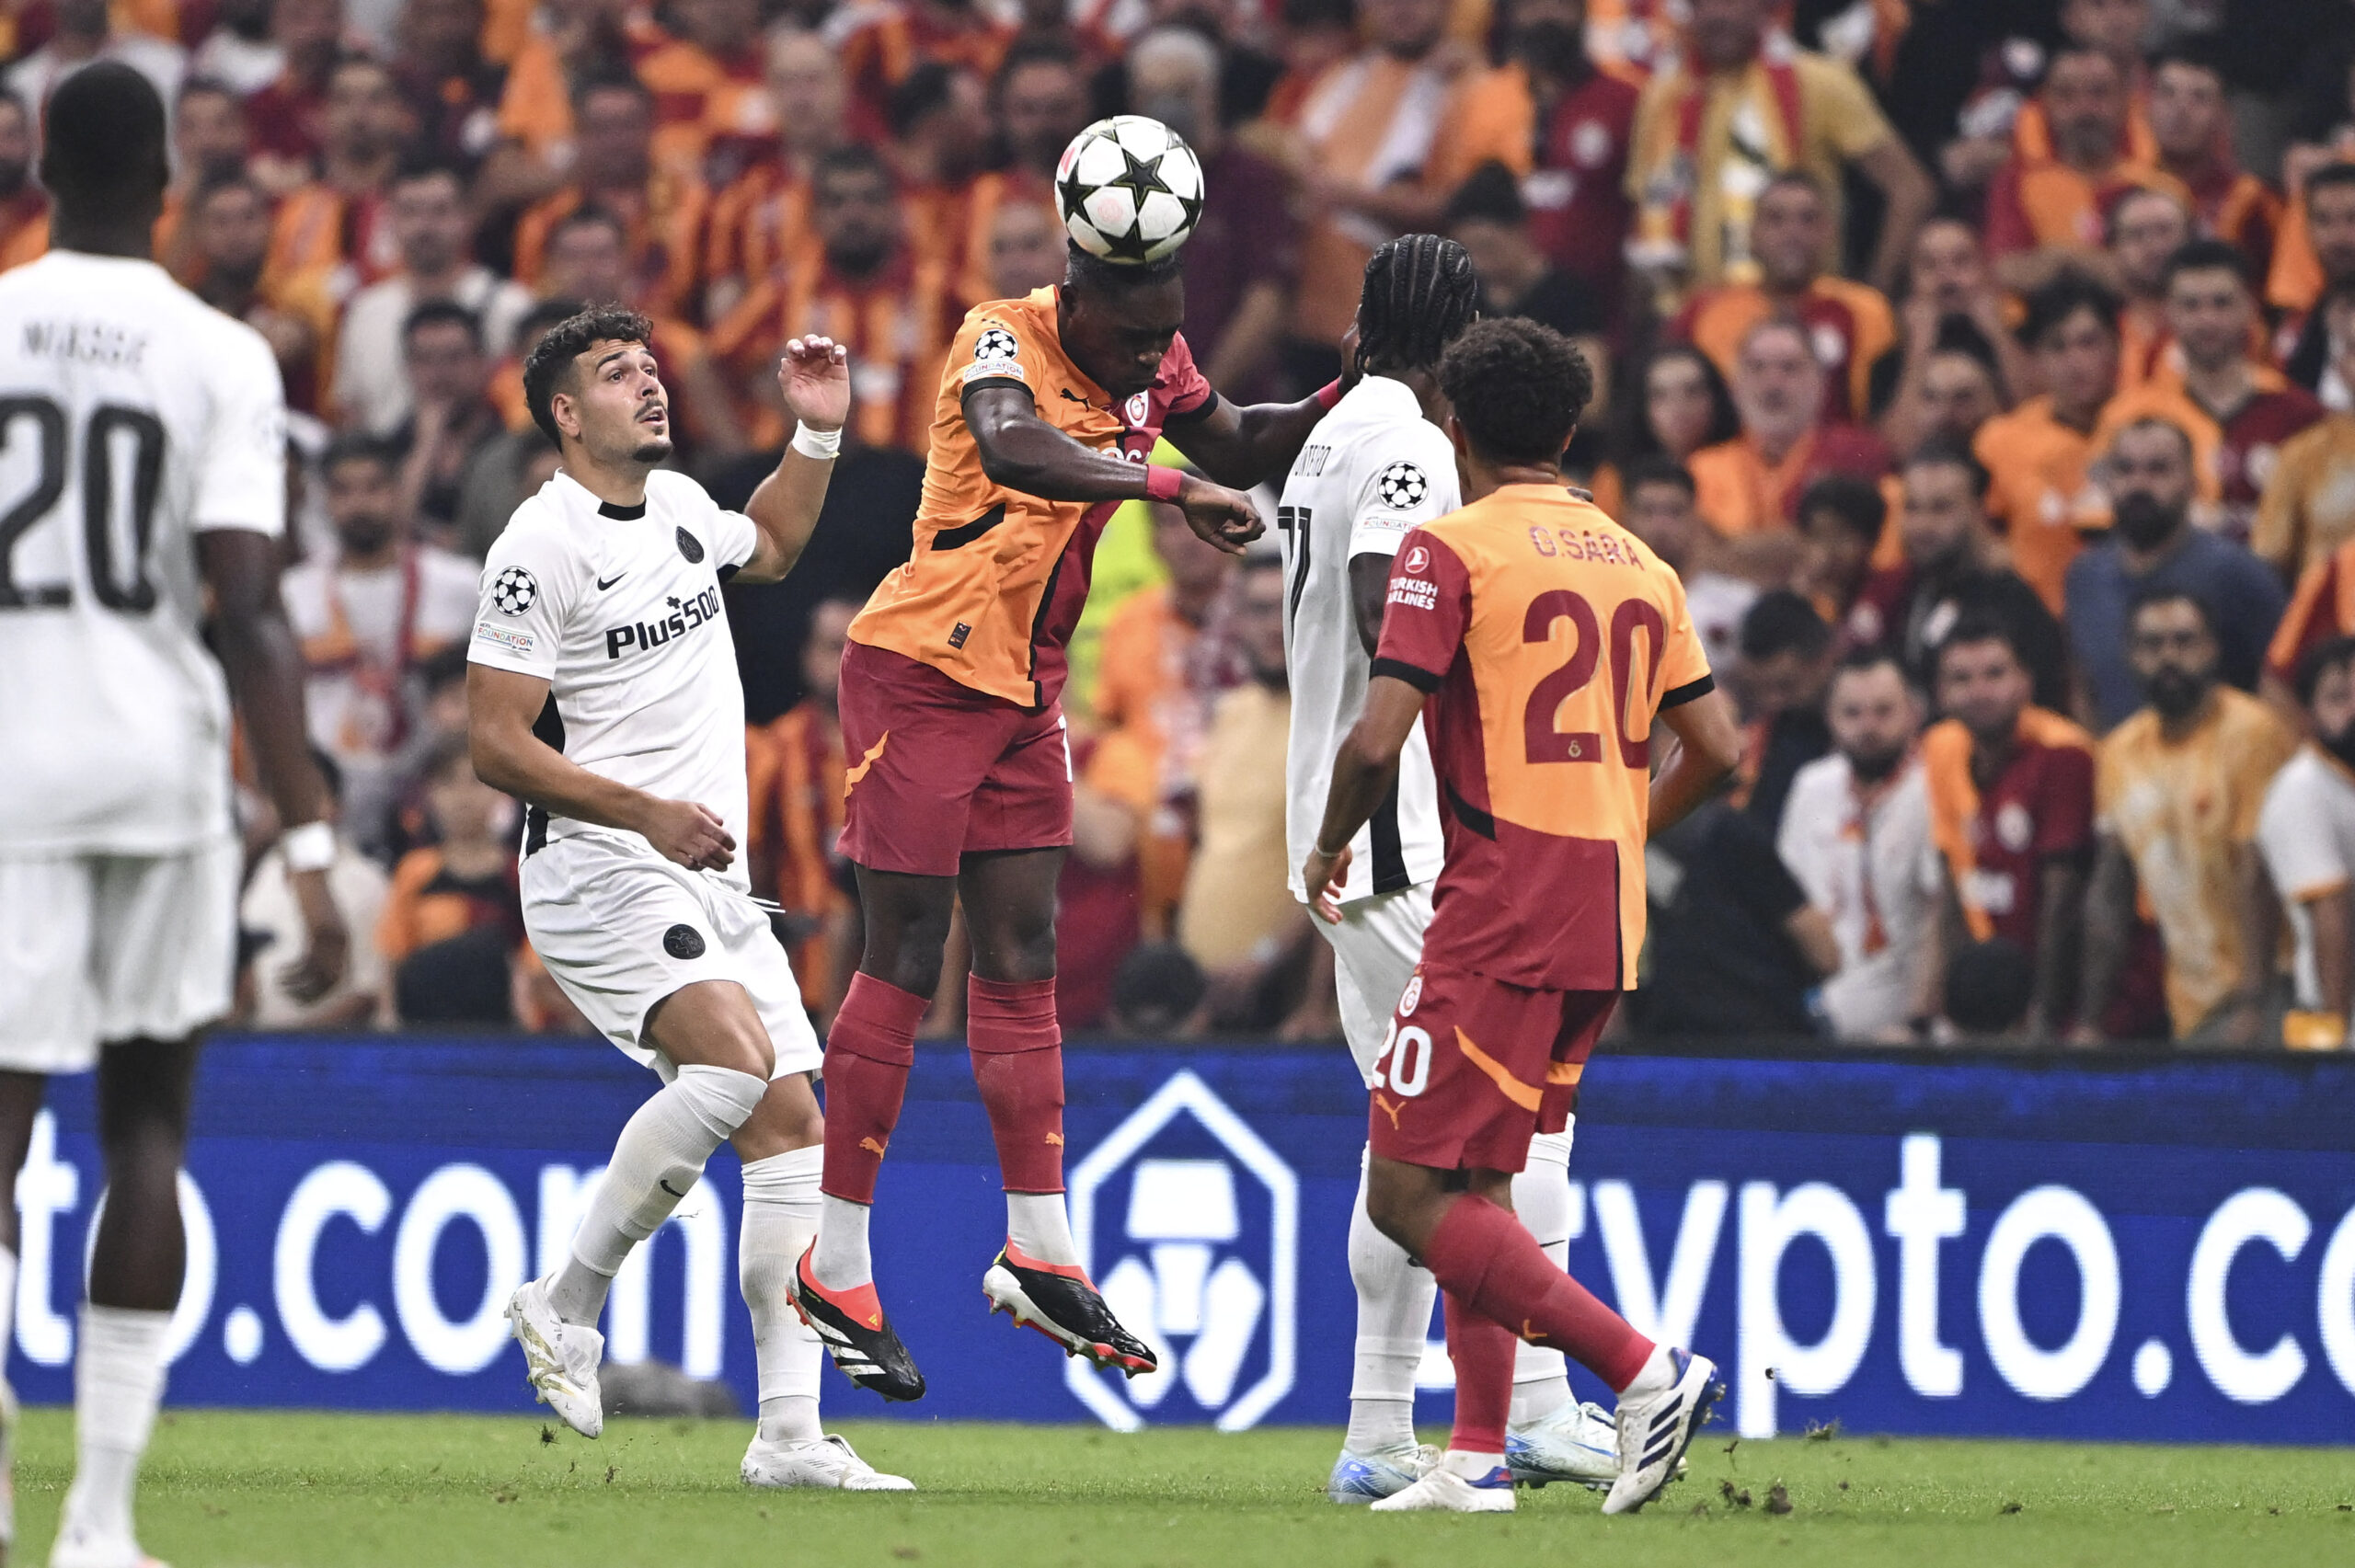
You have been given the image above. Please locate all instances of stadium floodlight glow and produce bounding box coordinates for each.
[1067,1071,1296,1432]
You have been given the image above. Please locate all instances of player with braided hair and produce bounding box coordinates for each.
[1350,231,1483,382]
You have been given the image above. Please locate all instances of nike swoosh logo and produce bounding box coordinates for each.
[597,572,627,590]
[659,1177,685,1197]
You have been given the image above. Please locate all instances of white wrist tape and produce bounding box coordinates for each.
[281,819,337,873]
[789,422,843,461]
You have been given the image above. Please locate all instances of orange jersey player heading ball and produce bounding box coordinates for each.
[1304,318,1743,1516]
[795,161,1347,1402]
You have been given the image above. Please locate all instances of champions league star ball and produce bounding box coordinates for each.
[1054,116,1206,264]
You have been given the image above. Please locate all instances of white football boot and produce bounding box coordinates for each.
[741,1433,914,1491]
[507,1276,604,1438]
[1505,1399,1622,1489]
[1602,1349,1721,1516]
[1368,1450,1516,1514]
[1327,1441,1438,1505]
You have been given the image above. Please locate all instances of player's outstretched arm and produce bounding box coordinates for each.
[966,385,1262,554]
[1162,386,1335,494]
[1649,687,1743,837]
[1302,674,1423,923]
[734,335,850,585]
[201,530,350,1002]
[467,663,737,871]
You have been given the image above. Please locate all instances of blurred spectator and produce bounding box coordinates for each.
[2254,277,2355,579]
[1624,0,1931,297]
[1984,46,2183,295]
[710,144,951,452]
[190,0,287,98]
[1593,342,1739,516]
[2157,241,2325,538]
[634,0,764,182]
[838,0,1014,137]
[1876,218,2030,453]
[1277,0,1528,367]
[265,53,408,290]
[1942,0,2157,191]
[2147,41,2280,280]
[1443,161,1603,345]
[334,158,534,436]
[1620,455,1756,673]
[1671,171,1896,426]
[284,434,481,854]
[5,0,184,121]
[190,174,337,413]
[1088,500,1235,938]
[1865,441,2069,714]
[246,0,348,189]
[2066,417,2284,730]
[2273,165,2355,402]
[1729,589,1833,827]
[703,27,852,323]
[158,78,257,280]
[1508,0,1637,332]
[1798,470,1886,638]
[1778,647,1938,1041]
[0,89,43,270]
[982,190,1065,300]
[1923,615,2097,1039]
[511,70,709,321]
[2078,589,2297,1043]
[395,924,518,1024]
[1943,936,2038,1040]
[1129,27,1295,400]
[2108,186,2191,387]
[882,61,991,242]
[392,301,506,540]
[1177,555,1327,1036]
[1637,797,1839,1038]
[238,749,389,1028]
[479,0,672,213]
[746,598,857,1018]
[378,732,524,969]
[1107,942,1208,1038]
[1687,317,1891,570]
[956,39,1088,305]
[2257,635,2355,1049]
[392,0,506,175]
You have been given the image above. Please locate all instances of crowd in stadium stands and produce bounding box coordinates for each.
[11,0,2355,1046]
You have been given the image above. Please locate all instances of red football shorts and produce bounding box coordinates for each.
[836,639,1074,877]
[1367,960,1618,1173]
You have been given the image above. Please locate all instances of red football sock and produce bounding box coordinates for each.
[1423,1192,1655,1393]
[1444,1290,1516,1455]
[967,975,1065,1194]
[819,973,927,1204]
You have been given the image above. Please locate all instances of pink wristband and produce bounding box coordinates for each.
[1144,464,1184,501]
[1315,379,1343,411]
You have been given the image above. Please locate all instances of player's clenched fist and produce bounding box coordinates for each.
[779,334,852,434]
[1176,471,1264,555]
[638,797,737,871]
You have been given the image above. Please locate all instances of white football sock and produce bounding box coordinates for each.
[1621,1342,1679,1401]
[810,1195,873,1291]
[1005,1192,1081,1268]
[1510,1127,1576,1425]
[741,1146,824,1446]
[57,1306,170,1548]
[553,1064,768,1325]
[1346,1146,1433,1455]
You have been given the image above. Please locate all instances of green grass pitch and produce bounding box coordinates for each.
[7,1409,2350,1567]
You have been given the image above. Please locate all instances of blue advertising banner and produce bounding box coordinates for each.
[8,1038,2354,1445]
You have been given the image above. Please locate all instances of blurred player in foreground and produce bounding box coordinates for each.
[1304,318,1741,1515]
[797,179,1342,1401]
[467,314,907,1491]
[1277,235,1621,1502]
[0,63,350,1568]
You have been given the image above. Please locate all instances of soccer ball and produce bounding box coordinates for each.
[1054,116,1206,265]
[490,566,538,616]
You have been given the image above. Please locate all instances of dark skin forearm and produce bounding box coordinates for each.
[1166,390,1335,493]
[200,531,330,831]
[968,385,1170,501]
[1349,555,1389,658]
[2031,859,2085,1035]
[2074,837,2135,1039]
[2309,889,2353,1021]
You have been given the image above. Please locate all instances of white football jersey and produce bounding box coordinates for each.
[468,469,760,885]
[1275,375,1450,904]
[0,251,287,855]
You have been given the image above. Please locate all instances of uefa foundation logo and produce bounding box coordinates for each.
[1065,1071,1297,1431]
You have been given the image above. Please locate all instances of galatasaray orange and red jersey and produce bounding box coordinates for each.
[847,286,1214,710]
[1372,486,1714,991]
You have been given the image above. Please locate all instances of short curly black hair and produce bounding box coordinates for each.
[523,304,653,447]
[1437,317,1594,467]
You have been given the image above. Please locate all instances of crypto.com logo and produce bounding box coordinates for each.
[1066,1071,1297,1431]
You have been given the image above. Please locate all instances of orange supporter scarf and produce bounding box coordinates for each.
[300,551,428,756]
[1634,40,1804,275]
[1921,719,1992,942]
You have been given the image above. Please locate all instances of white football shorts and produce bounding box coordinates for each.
[1316,882,1434,1086]
[522,830,821,1082]
[0,841,240,1072]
